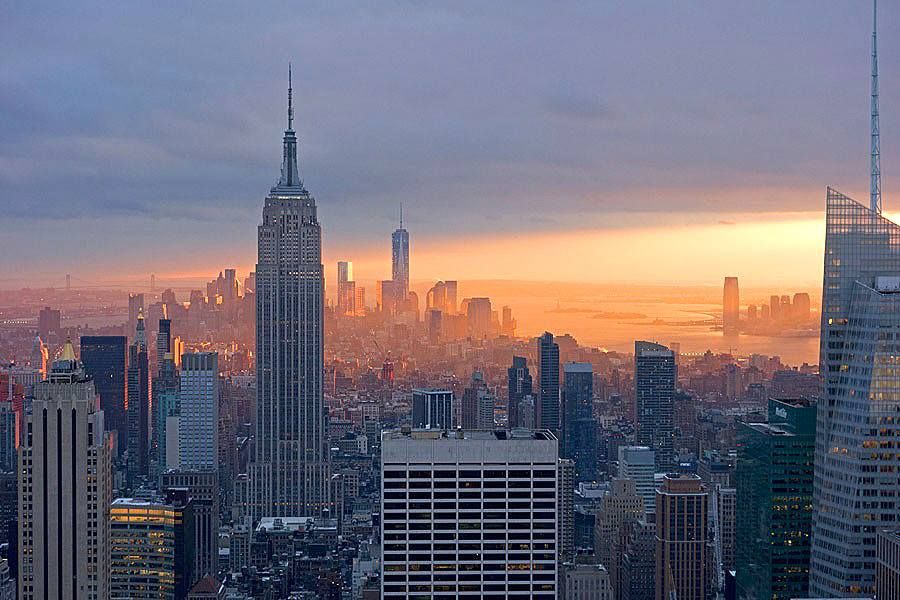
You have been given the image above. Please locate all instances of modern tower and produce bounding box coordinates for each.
[391,204,410,305]
[411,389,454,430]
[722,276,740,335]
[634,341,676,471]
[336,260,355,316]
[537,332,560,430]
[507,356,532,429]
[809,189,900,595]
[18,339,111,600]
[127,311,151,481]
[655,474,708,600]
[737,398,816,600]
[80,335,128,452]
[562,362,597,482]
[251,67,329,518]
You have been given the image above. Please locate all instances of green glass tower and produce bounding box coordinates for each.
[735,398,816,600]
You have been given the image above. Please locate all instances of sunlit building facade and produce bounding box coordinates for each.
[723,276,740,334]
[810,188,900,595]
[251,74,329,518]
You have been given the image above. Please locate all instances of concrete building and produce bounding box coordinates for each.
[655,474,707,600]
[381,428,559,598]
[562,557,613,600]
[179,352,219,470]
[595,477,646,597]
[411,389,454,430]
[18,340,111,600]
[618,446,657,516]
[635,341,676,471]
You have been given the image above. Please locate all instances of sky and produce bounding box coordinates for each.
[2,1,898,289]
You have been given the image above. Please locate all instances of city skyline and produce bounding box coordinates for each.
[3,2,899,287]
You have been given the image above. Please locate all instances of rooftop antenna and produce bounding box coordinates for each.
[288,62,294,131]
[399,203,403,229]
[871,0,882,213]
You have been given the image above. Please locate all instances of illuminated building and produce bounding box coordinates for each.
[810,188,900,595]
[179,352,219,470]
[251,69,329,518]
[337,260,356,316]
[722,276,739,334]
[18,340,111,600]
[736,397,815,600]
[30,334,47,378]
[538,332,560,430]
[381,428,559,599]
[411,389,453,430]
[634,341,675,471]
[109,495,195,599]
[562,362,596,483]
[655,474,707,600]
[127,310,151,481]
[507,356,532,429]
[391,206,410,305]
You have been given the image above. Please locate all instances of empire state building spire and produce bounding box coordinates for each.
[275,63,304,192]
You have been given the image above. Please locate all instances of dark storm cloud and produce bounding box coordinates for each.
[0,0,896,273]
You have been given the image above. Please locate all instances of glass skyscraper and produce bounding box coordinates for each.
[538,332,560,430]
[80,335,128,451]
[563,362,597,483]
[391,209,409,304]
[736,397,816,600]
[251,73,329,518]
[634,340,675,471]
[810,188,900,595]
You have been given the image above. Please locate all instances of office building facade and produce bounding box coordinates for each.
[655,474,707,600]
[411,389,454,430]
[179,352,219,471]
[538,332,560,430]
[563,362,597,482]
[381,429,559,598]
[635,341,675,471]
[80,335,128,452]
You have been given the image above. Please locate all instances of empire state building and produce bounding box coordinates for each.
[251,69,329,518]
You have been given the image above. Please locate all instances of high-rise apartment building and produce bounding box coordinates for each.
[736,397,815,599]
[80,335,128,451]
[411,389,454,430]
[507,356,532,429]
[538,332,560,430]
[251,71,329,518]
[655,474,707,600]
[722,276,740,334]
[127,311,151,481]
[618,445,657,516]
[109,495,195,600]
[179,352,219,470]
[381,428,559,599]
[562,362,597,482]
[634,341,675,471]
[391,208,410,305]
[810,189,900,595]
[595,477,646,598]
[18,340,111,600]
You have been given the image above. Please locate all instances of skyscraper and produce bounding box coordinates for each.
[618,445,657,516]
[736,397,815,600]
[722,276,739,335]
[179,352,219,471]
[594,478,645,597]
[391,205,409,306]
[809,189,900,595]
[634,341,675,471]
[381,428,560,599]
[461,371,495,430]
[18,339,111,600]
[507,356,532,429]
[538,332,560,430]
[466,297,492,339]
[336,260,355,316]
[127,293,144,338]
[251,69,329,518]
[411,389,453,430]
[127,311,151,481]
[562,362,597,482]
[655,474,708,600]
[80,335,128,452]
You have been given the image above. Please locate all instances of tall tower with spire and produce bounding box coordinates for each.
[871,0,882,213]
[251,66,329,518]
[391,204,410,308]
